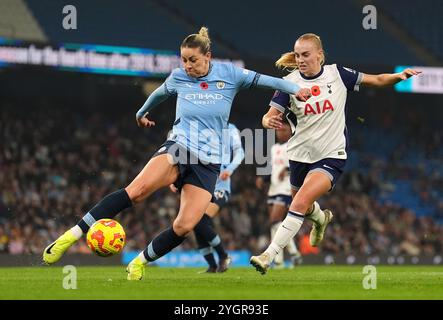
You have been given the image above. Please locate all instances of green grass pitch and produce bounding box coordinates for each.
[1,265,442,299]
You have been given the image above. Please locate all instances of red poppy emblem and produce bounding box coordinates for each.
[311,85,321,96]
[200,82,208,90]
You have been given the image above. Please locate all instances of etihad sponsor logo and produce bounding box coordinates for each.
[184,93,224,100]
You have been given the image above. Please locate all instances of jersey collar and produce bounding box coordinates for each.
[300,66,324,80]
[197,62,213,79]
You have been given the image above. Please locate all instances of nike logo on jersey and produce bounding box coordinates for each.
[323,165,334,170]
[46,242,56,254]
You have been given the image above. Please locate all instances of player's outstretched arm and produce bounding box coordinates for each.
[256,74,311,101]
[361,68,421,87]
[262,107,284,129]
[135,83,171,128]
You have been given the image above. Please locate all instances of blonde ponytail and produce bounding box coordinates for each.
[275,51,297,71]
[181,26,211,54]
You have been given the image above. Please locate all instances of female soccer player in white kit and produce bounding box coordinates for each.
[251,33,421,274]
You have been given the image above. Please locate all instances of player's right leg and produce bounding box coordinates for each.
[127,184,212,280]
[43,153,178,265]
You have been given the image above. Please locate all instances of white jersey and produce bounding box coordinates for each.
[270,64,362,163]
[268,142,292,197]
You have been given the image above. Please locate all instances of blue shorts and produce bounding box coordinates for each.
[289,158,346,190]
[213,189,230,207]
[152,140,220,195]
[267,194,292,207]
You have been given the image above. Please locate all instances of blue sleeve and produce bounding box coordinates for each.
[232,65,260,90]
[269,90,290,112]
[224,126,244,173]
[255,74,300,95]
[135,83,171,119]
[337,65,363,91]
[164,71,178,95]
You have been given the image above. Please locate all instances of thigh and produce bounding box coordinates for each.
[308,158,346,190]
[289,171,331,213]
[125,153,179,201]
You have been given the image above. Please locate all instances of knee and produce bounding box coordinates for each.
[125,184,151,204]
[290,198,312,215]
[173,218,196,237]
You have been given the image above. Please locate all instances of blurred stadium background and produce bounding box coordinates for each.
[0,0,442,268]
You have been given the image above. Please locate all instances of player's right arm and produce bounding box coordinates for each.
[135,71,178,128]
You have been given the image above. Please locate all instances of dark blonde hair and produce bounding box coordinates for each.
[181,26,211,54]
[275,33,325,71]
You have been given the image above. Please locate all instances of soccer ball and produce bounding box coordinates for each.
[86,219,126,257]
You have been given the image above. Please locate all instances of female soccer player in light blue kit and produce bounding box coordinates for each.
[251,33,421,274]
[42,27,311,280]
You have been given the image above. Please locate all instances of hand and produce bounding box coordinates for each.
[169,184,178,193]
[219,171,231,181]
[264,112,283,129]
[295,88,311,102]
[136,115,156,128]
[399,68,422,80]
[256,177,264,190]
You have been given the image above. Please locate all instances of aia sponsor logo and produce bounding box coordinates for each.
[304,99,334,115]
[200,82,208,90]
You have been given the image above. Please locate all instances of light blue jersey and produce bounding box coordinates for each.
[136,61,300,163]
[215,123,244,193]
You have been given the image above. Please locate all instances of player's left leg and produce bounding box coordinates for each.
[251,172,330,274]
[43,153,178,265]
[205,201,231,272]
[127,184,212,280]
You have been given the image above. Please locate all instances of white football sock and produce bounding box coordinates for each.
[305,201,325,225]
[70,225,84,240]
[271,222,284,264]
[286,237,299,255]
[264,211,304,262]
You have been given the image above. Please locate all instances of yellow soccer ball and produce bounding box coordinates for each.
[86,219,126,257]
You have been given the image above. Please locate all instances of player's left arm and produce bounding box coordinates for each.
[232,64,311,101]
[361,68,422,87]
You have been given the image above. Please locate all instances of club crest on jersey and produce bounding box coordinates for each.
[304,99,334,115]
[216,81,225,89]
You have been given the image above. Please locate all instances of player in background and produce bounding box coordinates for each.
[42,26,311,280]
[171,123,244,273]
[251,33,421,274]
[256,120,302,269]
